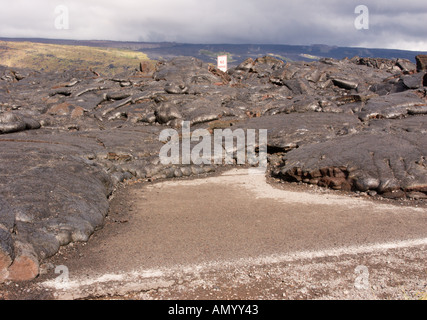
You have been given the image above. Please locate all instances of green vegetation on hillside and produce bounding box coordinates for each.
[0,41,154,76]
[267,53,293,63]
[299,53,322,60]
[199,49,235,63]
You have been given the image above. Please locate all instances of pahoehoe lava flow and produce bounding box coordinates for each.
[0,53,427,282]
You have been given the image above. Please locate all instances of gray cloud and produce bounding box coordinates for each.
[0,0,426,51]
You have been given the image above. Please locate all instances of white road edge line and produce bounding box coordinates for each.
[41,237,427,291]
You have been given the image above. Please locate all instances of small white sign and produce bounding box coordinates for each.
[217,55,228,72]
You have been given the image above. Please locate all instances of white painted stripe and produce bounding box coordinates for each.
[41,237,427,291]
[236,237,427,267]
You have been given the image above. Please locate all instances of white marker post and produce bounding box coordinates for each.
[217,55,228,72]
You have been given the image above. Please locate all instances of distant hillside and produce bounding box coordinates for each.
[1,37,426,71]
[0,40,153,76]
[138,43,427,66]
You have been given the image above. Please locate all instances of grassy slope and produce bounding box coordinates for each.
[0,40,154,76]
[199,49,236,63]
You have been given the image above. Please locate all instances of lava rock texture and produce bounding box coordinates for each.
[0,54,426,281]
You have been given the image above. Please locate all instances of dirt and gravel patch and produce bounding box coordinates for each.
[1,169,425,300]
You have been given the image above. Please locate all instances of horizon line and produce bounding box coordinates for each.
[1,36,427,54]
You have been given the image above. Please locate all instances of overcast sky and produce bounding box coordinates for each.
[1,0,426,51]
